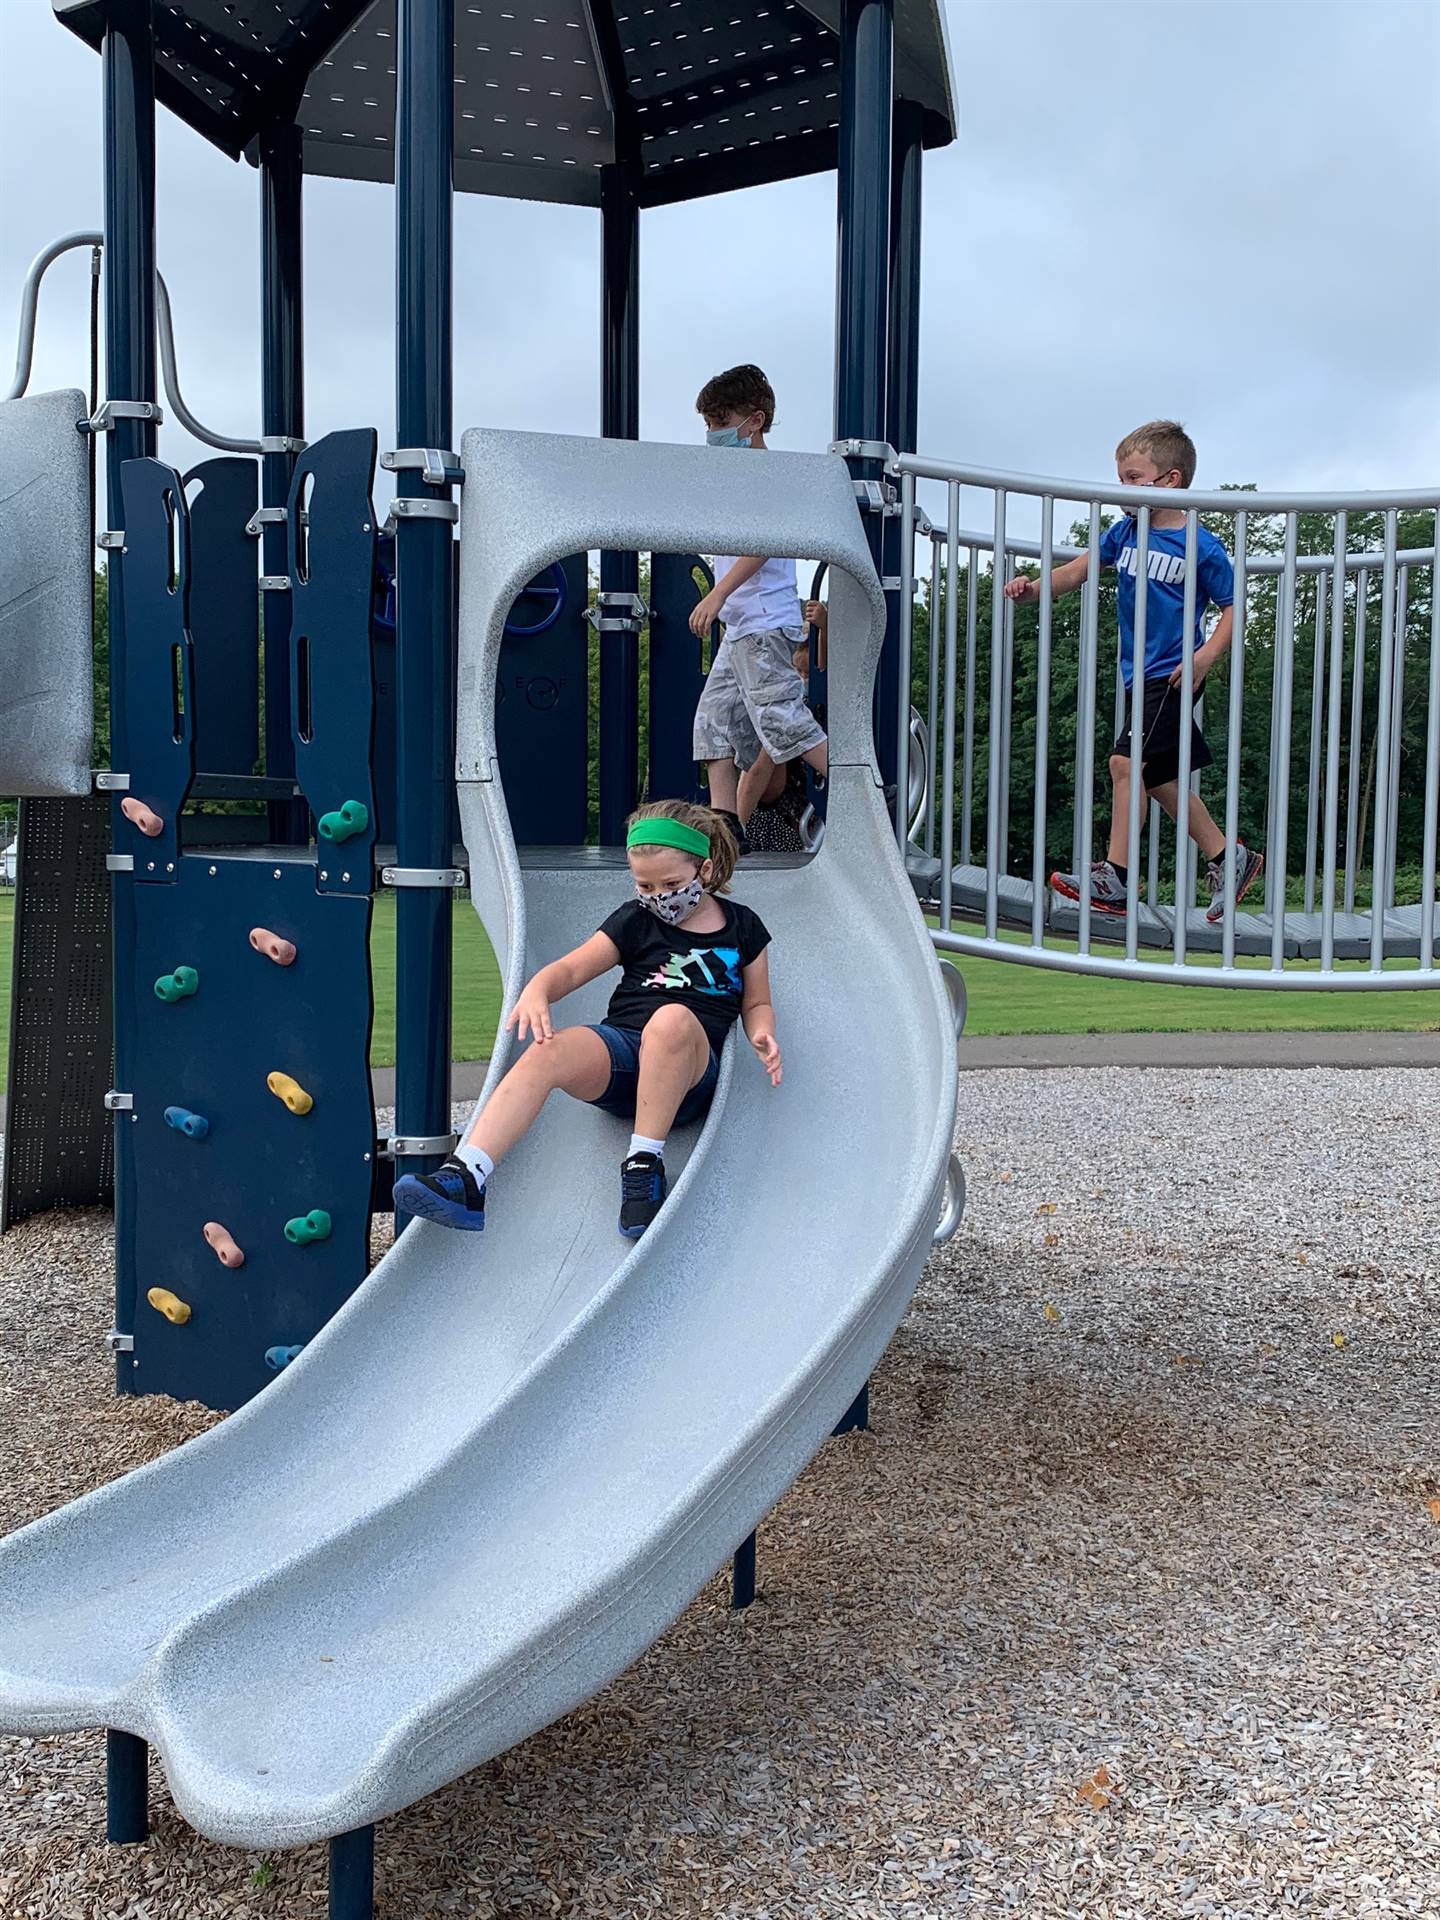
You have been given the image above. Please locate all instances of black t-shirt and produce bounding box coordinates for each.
[598,897,772,1051]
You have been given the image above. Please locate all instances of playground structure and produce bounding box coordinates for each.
[0,1,1435,1915]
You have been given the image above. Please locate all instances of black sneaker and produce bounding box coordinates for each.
[393,1156,487,1231]
[619,1152,667,1239]
[716,808,750,858]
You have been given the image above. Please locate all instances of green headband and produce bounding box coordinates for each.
[626,817,711,860]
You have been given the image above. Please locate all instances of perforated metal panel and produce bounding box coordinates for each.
[2,796,114,1231]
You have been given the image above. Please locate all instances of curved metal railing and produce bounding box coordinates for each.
[896,454,1440,990]
[5,229,268,453]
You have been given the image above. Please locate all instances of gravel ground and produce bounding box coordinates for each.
[1,1067,1438,1918]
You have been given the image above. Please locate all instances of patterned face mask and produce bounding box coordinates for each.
[636,877,705,925]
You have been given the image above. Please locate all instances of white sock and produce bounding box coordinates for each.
[628,1133,666,1160]
[456,1143,494,1183]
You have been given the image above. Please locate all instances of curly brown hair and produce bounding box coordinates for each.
[695,364,776,434]
[627,799,738,894]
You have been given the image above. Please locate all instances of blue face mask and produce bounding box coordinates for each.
[706,426,750,449]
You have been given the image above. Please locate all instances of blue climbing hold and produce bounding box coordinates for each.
[163,1105,210,1139]
[265,1343,305,1373]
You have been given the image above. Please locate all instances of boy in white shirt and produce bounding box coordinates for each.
[688,365,828,845]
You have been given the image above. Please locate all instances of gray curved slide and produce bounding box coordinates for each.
[0,432,957,1850]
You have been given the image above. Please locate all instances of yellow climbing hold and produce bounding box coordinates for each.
[267,1070,313,1115]
[147,1287,191,1326]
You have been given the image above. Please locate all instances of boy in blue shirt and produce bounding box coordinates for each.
[1006,420,1263,922]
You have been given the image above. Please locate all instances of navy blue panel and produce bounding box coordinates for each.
[183,456,260,777]
[496,553,589,843]
[126,852,374,1411]
[116,458,197,880]
[648,552,711,804]
[287,430,378,895]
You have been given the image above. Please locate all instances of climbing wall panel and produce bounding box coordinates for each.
[124,852,374,1411]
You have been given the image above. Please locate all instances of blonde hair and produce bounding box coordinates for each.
[627,799,738,894]
[1115,419,1197,488]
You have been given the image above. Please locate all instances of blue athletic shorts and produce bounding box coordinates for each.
[587,1021,720,1126]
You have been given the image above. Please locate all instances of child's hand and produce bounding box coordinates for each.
[1169,644,1216,691]
[508,985,554,1043]
[803,600,828,630]
[1002,575,1038,604]
[689,590,724,638]
[750,1028,783,1087]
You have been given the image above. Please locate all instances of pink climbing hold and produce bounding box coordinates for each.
[120,796,164,837]
[249,927,297,967]
[203,1220,245,1269]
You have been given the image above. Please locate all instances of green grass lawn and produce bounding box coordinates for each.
[0,890,1435,1096]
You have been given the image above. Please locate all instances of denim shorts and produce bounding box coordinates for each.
[587,1022,720,1126]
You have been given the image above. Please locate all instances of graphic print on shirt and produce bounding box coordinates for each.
[644,945,743,997]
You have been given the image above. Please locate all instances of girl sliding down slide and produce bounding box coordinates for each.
[393,801,782,1239]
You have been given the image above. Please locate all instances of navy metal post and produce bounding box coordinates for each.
[598,162,641,840]
[105,1730,149,1843]
[329,1825,375,1919]
[880,101,923,795]
[731,1529,757,1609]
[259,117,308,842]
[834,0,895,780]
[393,0,456,1200]
[101,0,156,1411]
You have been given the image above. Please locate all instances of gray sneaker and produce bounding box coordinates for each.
[1205,844,1264,922]
[1051,860,1128,916]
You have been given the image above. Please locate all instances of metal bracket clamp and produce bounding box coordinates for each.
[104,1090,134,1111]
[382,447,464,487]
[881,575,904,592]
[94,770,130,792]
[96,529,126,552]
[379,865,467,889]
[82,398,164,433]
[244,505,289,536]
[830,436,898,464]
[853,479,897,515]
[585,590,649,634]
[259,434,307,455]
[384,497,460,531]
[259,574,291,591]
[105,1330,136,1355]
[379,1132,461,1159]
[105,853,135,872]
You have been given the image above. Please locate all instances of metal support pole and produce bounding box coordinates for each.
[598,163,641,839]
[393,0,456,1202]
[835,0,894,785]
[105,1730,149,1843]
[877,101,922,793]
[731,1531,757,1610]
[832,1380,871,1433]
[259,118,307,842]
[329,1825,376,1920]
[102,0,157,1392]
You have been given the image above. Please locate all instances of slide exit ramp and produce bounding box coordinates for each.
[0,432,957,1850]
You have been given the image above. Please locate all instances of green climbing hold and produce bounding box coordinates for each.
[317,799,369,844]
[284,1207,333,1246]
[154,965,199,1003]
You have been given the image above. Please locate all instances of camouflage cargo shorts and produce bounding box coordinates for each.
[691,626,827,770]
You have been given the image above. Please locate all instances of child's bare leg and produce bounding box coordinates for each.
[706,757,740,814]
[1106,752,1146,868]
[801,738,828,782]
[467,1028,612,1166]
[1150,779,1225,861]
[736,749,776,827]
[633,1005,712,1142]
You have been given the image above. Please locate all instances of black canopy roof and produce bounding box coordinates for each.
[55,0,955,209]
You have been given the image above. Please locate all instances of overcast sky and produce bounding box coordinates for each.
[4,0,1437,527]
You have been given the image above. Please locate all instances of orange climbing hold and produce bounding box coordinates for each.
[120,796,164,837]
[267,1071,313,1115]
[249,927,297,966]
[147,1286,191,1325]
[203,1221,246,1269]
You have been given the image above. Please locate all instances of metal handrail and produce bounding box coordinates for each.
[900,457,1440,990]
[5,229,263,454]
